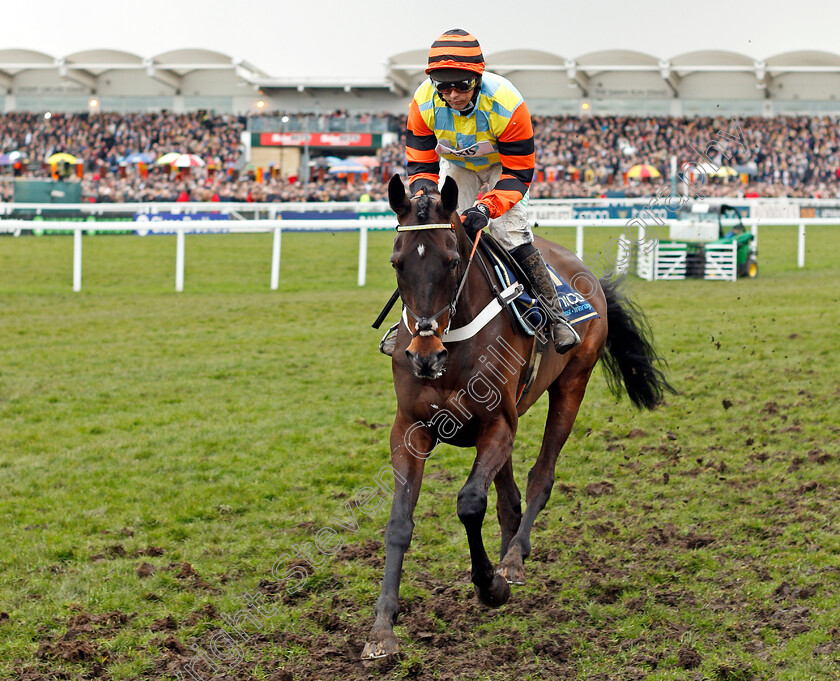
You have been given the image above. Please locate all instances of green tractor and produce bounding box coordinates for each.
[671,202,758,279]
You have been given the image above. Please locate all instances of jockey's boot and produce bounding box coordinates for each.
[511,244,581,355]
[379,322,399,356]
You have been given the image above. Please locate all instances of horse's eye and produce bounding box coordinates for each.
[391,259,402,271]
[449,258,460,272]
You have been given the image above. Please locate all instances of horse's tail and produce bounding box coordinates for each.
[599,276,675,410]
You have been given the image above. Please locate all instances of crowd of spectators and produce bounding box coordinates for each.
[1,110,839,203]
[529,114,840,199]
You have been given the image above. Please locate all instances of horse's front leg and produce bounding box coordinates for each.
[361,414,428,659]
[459,418,515,607]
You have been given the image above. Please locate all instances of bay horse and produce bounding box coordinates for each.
[362,175,673,659]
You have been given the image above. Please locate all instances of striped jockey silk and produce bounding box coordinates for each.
[406,71,536,219]
[426,29,485,75]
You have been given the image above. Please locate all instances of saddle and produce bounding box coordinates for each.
[477,233,600,336]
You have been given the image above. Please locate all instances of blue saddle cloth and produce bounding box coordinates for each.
[483,248,600,336]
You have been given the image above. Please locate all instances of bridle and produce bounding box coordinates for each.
[395,221,481,341]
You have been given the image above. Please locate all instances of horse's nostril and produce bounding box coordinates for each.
[405,347,448,378]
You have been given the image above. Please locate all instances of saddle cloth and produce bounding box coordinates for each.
[480,243,600,336]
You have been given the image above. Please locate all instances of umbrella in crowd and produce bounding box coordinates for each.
[626,164,661,179]
[155,152,180,165]
[123,151,156,164]
[695,163,739,179]
[47,152,77,165]
[713,165,738,178]
[346,155,379,169]
[172,154,205,168]
[328,160,368,174]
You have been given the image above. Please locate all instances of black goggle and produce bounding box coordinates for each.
[433,77,478,94]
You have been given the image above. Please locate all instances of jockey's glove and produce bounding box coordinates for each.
[408,178,438,196]
[461,203,491,238]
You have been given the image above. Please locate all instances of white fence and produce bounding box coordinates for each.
[0,216,833,292]
[0,219,391,292]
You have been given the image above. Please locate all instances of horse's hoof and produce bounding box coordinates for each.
[475,573,511,608]
[496,565,526,585]
[361,631,399,659]
[497,546,527,585]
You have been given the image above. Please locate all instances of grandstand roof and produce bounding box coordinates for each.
[5,45,839,95]
[0,47,266,87]
[7,0,840,79]
[5,0,840,115]
[384,47,840,106]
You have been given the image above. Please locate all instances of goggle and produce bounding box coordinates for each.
[433,77,478,95]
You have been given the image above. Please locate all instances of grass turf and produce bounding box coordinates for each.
[0,224,838,680]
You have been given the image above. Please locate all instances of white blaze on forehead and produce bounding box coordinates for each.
[417,244,425,258]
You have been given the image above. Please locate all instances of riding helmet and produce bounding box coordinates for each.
[426,29,485,76]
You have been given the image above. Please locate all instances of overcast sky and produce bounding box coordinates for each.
[7,1,839,80]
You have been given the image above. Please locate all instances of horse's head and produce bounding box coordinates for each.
[388,174,467,379]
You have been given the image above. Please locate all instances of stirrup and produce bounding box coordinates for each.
[550,315,581,355]
[379,323,399,356]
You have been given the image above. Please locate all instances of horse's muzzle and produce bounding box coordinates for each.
[405,347,448,379]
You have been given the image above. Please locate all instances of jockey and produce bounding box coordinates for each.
[381,28,580,356]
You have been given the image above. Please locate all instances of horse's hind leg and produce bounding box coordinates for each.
[494,456,522,561]
[497,366,593,585]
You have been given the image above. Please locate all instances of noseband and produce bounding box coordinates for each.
[395,222,478,341]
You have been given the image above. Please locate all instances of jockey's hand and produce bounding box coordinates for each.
[408,178,438,196]
[461,204,490,238]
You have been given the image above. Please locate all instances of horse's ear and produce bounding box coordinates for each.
[388,174,410,217]
[440,176,459,215]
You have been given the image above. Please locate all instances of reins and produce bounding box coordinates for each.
[450,230,482,321]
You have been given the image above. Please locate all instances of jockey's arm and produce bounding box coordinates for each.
[406,98,439,193]
[478,100,535,218]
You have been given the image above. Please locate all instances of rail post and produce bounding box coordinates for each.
[73,228,82,292]
[797,223,805,268]
[271,226,282,290]
[175,228,185,292]
[358,224,368,286]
